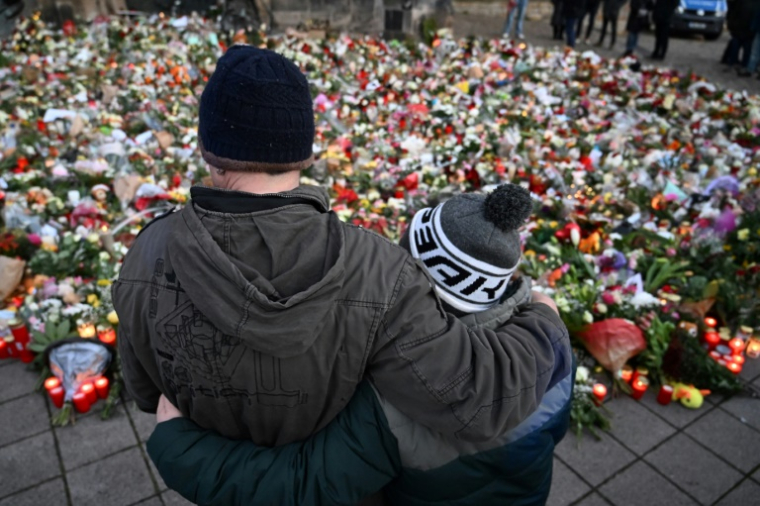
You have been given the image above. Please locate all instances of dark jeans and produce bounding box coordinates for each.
[653,22,670,58]
[566,17,578,47]
[577,0,602,41]
[597,15,619,46]
[722,36,753,67]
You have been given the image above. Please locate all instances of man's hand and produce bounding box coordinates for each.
[531,291,559,315]
[156,394,183,424]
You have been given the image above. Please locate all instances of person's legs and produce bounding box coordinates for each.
[722,37,739,65]
[515,0,529,37]
[597,17,608,45]
[503,8,515,36]
[610,13,618,47]
[566,17,577,47]
[585,1,600,41]
[741,32,760,74]
[625,31,638,55]
[740,37,753,68]
[660,22,670,58]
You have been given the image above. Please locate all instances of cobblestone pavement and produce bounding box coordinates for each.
[2,354,760,506]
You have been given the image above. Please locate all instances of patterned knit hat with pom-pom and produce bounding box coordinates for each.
[405,184,532,313]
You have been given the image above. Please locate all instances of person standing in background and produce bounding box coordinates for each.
[563,0,587,47]
[624,0,650,56]
[738,4,760,77]
[597,0,628,48]
[723,0,757,70]
[651,0,678,60]
[577,0,602,45]
[551,0,566,40]
[503,0,530,39]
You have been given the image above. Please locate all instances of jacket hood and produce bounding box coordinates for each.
[167,185,346,358]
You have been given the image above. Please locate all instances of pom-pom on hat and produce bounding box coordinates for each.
[198,45,315,174]
[407,184,532,313]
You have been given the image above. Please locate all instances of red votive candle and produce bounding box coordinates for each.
[0,339,9,359]
[704,331,721,350]
[620,365,634,383]
[48,386,65,409]
[657,385,674,405]
[631,377,649,400]
[72,392,90,413]
[9,319,30,347]
[5,337,17,358]
[704,317,718,328]
[80,383,98,405]
[733,354,746,366]
[97,326,116,346]
[18,348,34,363]
[727,362,742,375]
[94,377,110,399]
[44,377,61,392]
[729,338,745,355]
[592,383,607,405]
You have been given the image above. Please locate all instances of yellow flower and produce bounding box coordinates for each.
[524,250,536,257]
[86,294,101,308]
[97,279,112,287]
[107,311,119,325]
[724,245,732,251]
[738,229,750,241]
[549,221,558,229]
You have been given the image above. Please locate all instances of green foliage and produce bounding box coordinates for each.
[570,391,612,442]
[420,17,438,47]
[637,315,675,386]
[664,331,743,395]
[643,258,688,293]
[28,234,102,279]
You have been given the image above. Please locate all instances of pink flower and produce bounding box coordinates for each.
[27,234,42,246]
[601,292,616,305]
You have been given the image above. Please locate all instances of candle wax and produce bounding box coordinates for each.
[80,383,98,405]
[73,392,91,414]
[657,385,673,405]
[48,386,65,409]
[94,377,110,399]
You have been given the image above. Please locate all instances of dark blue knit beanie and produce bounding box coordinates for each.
[199,45,315,173]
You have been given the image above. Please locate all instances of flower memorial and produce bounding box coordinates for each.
[1,12,759,435]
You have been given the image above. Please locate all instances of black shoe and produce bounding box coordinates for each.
[738,68,752,77]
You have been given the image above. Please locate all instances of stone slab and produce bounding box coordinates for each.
[685,408,760,473]
[554,430,636,487]
[719,394,760,433]
[645,433,742,505]
[547,458,591,506]
[0,431,60,500]
[0,478,67,506]
[714,479,760,506]
[598,461,697,506]
[606,395,677,456]
[55,405,138,471]
[0,394,51,448]
[0,361,39,403]
[67,447,156,506]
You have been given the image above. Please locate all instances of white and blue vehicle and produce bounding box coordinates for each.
[670,0,727,40]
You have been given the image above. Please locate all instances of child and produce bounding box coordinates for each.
[148,185,574,506]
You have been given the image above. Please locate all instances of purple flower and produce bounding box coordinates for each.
[704,176,739,197]
[713,210,737,235]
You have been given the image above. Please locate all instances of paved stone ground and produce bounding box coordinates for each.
[2,353,760,506]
